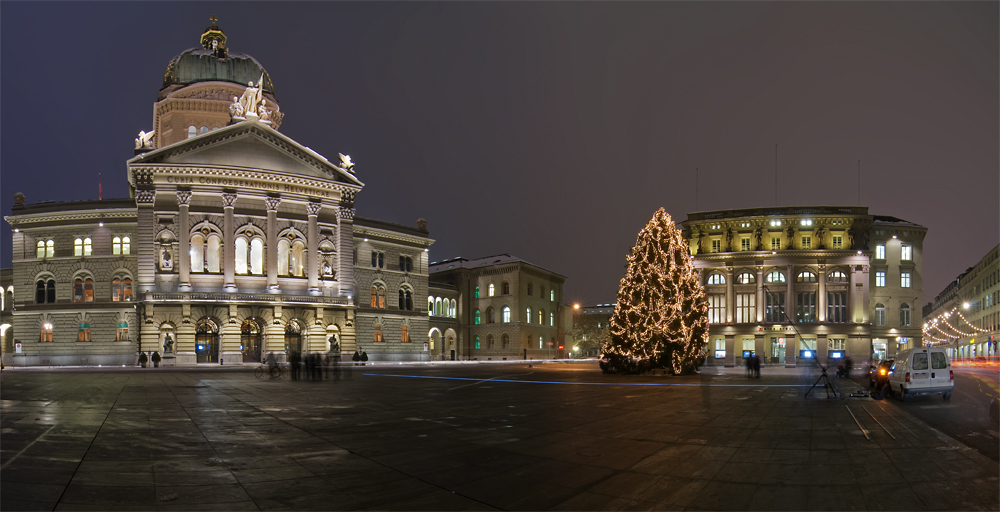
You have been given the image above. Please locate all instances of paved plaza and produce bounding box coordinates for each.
[1,362,998,511]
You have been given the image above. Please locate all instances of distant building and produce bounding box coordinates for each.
[429,255,570,360]
[922,244,998,359]
[570,303,615,357]
[681,206,926,367]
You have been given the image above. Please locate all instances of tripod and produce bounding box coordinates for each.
[804,361,839,399]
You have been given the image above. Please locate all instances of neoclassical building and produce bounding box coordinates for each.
[3,19,434,366]
[923,243,998,360]
[681,206,926,367]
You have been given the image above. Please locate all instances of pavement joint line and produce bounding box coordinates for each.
[862,405,896,440]
[0,423,56,470]
[445,371,536,391]
[367,373,814,387]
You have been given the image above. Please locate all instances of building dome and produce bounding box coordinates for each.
[161,17,275,95]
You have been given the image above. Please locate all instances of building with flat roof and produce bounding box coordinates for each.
[922,244,998,360]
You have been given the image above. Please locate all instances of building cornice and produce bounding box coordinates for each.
[128,164,361,202]
[6,209,137,227]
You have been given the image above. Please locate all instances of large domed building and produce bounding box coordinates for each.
[3,19,437,366]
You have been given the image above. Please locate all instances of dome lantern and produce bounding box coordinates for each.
[201,15,227,58]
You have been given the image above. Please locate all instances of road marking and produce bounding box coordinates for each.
[365,374,812,387]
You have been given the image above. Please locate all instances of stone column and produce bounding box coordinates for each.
[337,191,357,301]
[220,303,242,365]
[756,266,765,323]
[175,304,196,366]
[222,193,237,292]
[786,264,796,367]
[265,196,281,293]
[177,190,192,292]
[266,305,285,361]
[307,201,322,296]
[725,267,735,323]
[817,264,827,322]
[135,189,157,294]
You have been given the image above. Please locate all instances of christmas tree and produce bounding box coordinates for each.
[601,208,709,375]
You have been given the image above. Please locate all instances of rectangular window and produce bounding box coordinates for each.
[827,292,847,323]
[474,337,481,349]
[901,272,911,288]
[712,239,721,252]
[741,237,750,251]
[875,306,886,326]
[708,294,726,323]
[736,294,755,324]
[876,244,885,260]
[875,271,886,287]
[116,322,129,342]
[900,308,911,327]
[771,237,781,250]
[78,323,91,342]
[829,338,846,350]
[539,336,544,349]
[901,245,912,261]
[765,292,785,323]
[801,237,811,249]
[832,236,843,249]
[796,293,816,323]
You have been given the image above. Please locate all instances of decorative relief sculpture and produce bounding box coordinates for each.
[339,153,355,172]
[176,190,192,206]
[221,193,237,208]
[135,130,156,150]
[264,196,281,212]
[136,190,156,204]
[306,201,322,216]
[228,74,273,124]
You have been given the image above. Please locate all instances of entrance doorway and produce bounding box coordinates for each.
[196,319,219,363]
[284,320,303,355]
[769,336,786,364]
[241,319,262,362]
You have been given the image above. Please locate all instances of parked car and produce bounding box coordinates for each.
[886,347,954,401]
[869,359,894,399]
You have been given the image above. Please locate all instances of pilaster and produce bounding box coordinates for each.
[136,190,157,293]
[177,190,192,291]
[307,201,321,296]
[265,196,280,292]
[222,193,237,292]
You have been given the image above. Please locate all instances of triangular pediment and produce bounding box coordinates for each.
[128,120,363,186]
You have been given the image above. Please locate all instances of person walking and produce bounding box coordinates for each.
[745,353,753,378]
[753,353,761,378]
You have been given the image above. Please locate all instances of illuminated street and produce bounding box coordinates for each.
[2,362,997,511]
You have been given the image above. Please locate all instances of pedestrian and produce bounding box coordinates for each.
[290,349,301,380]
[323,352,330,380]
[745,353,753,378]
[843,356,852,379]
[304,352,315,380]
[312,353,322,380]
[753,353,761,378]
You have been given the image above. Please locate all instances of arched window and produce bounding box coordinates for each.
[539,309,544,325]
[249,238,263,275]
[113,237,121,255]
[551,289,555,301]
[527,283,533,296]
[502,334,510,349]
[451,299,457,318]
[502,306,511,323]
[488,284,495,297]
[46,240,54,258]
[112,277,132,302]
[235,238,249,274]
[188,125,197,138]
[277,239,290,277]
[401,325,410,343]
[284,321,302,352]
[78,322,91,342]
[85,238,93,255]
[526,307,532,324]
[435,298,442,316]
[74,278,84,302]
[241,320,261,362]
[83,278,94,302]
[474,286,480,298]
[37,240,46,258]
[828,270,848,282]
[40,322,53,342]
[190,235,205,273]
[291,241,305,277]
[487,334,495,349]
[797,271,817,283]
[398,289,413,311]
[474,309,481,325]
[370,285,385,308]
[502,282,510,295]
[486,307,495,324]
[200,126,209,134]
[874,303,886,326]
[550,312,555,326]
[736,272,755,284]
[707,274,726,285]
[428,296,435,316]
[75,238,84,256]
[900,303,911,327]
[766,270,786,283]
[206,235,221,273]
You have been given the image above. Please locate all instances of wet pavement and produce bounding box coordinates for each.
[2,362,998,511]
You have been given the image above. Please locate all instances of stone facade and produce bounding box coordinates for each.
[923,244,999,359]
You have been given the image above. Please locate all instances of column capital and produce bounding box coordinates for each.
[307,201,322,216]
[136,190,155,205]
[339,190,356,209]
[221,193,237,208]
[264,196,281,212]
[176,190,192,206]
[338,206,355,220]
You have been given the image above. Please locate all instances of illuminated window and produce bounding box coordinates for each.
[249,238,263,275]
[85,238,93,255]
[488,284,495,297]
[875,271,886,287]
[766,270,785,283]
[474,336,481,349]
[741,237,751,251]
[828,270,847,282]
[435,297,442,316]
[708,295,725,323]
[827,292,847,323]
[74,278,94,303]
[899,303,911,327]
[116,321,129,341]
[901,245,912,261]
[37,240,46,258]
[526,307,532,324]
[451,299,457,318]
[290,241,304,276]
[502,306,511,323]
[736,294,755,323]
[428,297,434,316]
[550,289,555,301]
[801,237,811,249]
[40,322,53,342]
[832,236,843,249]
[707,274,726,285]
[373,324,383,342]
[207,235,222,273]
[474,309,481,325]
[190,235,205,272]
[771,237,781,250]
[200,126,209,135]
[797,271,817,283]
[874,303,886,326]
[121,237,130,255]
[765,292,785,323]
[901,272,911,288]
[736,272,755,284]
[475,286,480,298]
[796,292,816,323]
[550,312,555,326]
[875,244,885,260]
[46,240,54,258]
[277,239,290,276]
[712,239,721,252]
[78,322,91,342]
[538,309,544,325]
[113,237,122,255]
[235,238,248,274]
[187,125,197,138]
[401,325,410,343]
[75,238,84,256]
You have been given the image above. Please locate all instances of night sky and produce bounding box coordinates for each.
[2,2,997,307]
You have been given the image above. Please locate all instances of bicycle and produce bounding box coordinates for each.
[254,363,284,379]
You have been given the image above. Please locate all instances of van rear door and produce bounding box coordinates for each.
[928,351,953,390]
[909,351,931,390]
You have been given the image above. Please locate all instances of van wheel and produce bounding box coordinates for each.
[899,386,908,402]
[942,391,951,401]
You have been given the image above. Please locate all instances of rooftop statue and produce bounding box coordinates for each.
[229,74,269,123]
[339,153,355,172]
[135,130,155,149]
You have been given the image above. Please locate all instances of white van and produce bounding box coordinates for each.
[886,347,954,401]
